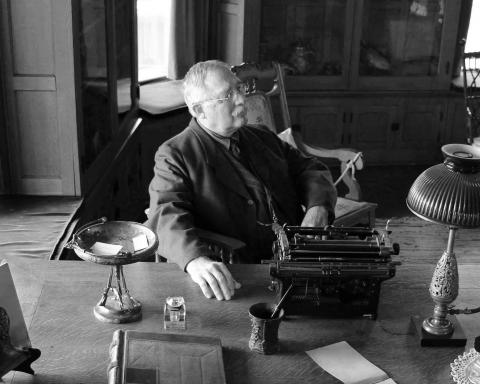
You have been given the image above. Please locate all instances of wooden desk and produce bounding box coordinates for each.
[5,258,480,384]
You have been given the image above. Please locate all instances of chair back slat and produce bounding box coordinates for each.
[462,50,480,143]
[232,62,291,133]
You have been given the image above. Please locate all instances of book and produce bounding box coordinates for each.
[108,330,226,384]
[0,261,30,348]
[334,197,370,219]
[0,261,41,378]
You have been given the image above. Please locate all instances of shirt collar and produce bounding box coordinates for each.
[197,120,236,150]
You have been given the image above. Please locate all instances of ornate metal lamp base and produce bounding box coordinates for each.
[422,315,453,336]
[411,228,466,347]
[93,265,142,324]
[411,315,466,347]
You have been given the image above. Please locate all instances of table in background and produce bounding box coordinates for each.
[5,259,480,384]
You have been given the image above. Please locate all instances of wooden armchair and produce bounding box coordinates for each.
[231,62,377,227]
[462,50,480,144]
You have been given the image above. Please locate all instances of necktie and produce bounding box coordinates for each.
[229,132,242,158]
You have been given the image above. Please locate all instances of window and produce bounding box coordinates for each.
[465,1,480,53]
[137,0,172,83]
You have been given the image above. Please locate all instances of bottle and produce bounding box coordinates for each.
[164,296,186,330]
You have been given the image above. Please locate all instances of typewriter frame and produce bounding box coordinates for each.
[264,225,400,319]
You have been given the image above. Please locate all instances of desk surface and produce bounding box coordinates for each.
[5,259,480,384]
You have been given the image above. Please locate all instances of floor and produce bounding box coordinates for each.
[0,196,82,263]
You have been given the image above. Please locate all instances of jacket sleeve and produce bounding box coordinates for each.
[145,144,212,271]
[278,134,338,222]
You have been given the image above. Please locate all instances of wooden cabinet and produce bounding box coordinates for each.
[446,94,469,143]
[287,94,450,165]
[398,97,446,148]
[218,0,463,92]
[350,102,398,163]
[294,100,347,148]
[217,0,471,165]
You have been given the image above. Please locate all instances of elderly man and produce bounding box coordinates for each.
[146,60,337,301]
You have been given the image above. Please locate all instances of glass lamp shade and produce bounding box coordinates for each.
[406,144,480,228]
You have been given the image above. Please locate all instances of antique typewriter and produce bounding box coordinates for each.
[264,225,400,319]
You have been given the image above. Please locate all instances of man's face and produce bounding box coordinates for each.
[194,68,247,137]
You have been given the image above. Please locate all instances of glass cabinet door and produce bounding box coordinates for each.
[114,0,135,121]
[259,0,355,89]
[76,0,111,171]
[74,0,138,182]
[353,0,460,90]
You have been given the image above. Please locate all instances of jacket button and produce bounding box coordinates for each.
[247,199,254,206]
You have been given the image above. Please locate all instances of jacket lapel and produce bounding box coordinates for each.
[239,128,276,193]
[240,128,299,222]
[190,121,251,200]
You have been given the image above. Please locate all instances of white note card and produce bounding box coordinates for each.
[132,234,148,252]
[91,241,123,255]
[306,341,396,384]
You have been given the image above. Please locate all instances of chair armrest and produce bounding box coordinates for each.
[196,229,246,265]
[278,128,364,201]
[196,229,246,251]
[298,144,364,171]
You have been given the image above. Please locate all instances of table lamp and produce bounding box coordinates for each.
[406,143,480,346]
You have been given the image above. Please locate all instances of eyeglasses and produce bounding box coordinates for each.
[191,83,248,107]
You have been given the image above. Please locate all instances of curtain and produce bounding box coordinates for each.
[168,0,211,79]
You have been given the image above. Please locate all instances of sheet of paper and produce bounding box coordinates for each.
[335,197,368,218]
[306,341,396,384]
[91,241,123,255]
[0,261,31,347]
[132,234,148,252]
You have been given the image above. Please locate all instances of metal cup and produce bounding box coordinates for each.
[248,302,284,355]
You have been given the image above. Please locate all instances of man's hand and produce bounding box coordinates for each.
[301,205,330,227]
[185,256,242,300]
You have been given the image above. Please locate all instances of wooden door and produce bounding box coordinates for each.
[216,0,261,65]
[0,0,80,195]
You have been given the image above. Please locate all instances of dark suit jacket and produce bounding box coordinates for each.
[146,119,337,270]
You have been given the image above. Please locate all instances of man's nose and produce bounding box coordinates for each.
[234,91,245,105]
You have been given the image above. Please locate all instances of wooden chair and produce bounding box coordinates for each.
[462,50,480,144]
[231,61,377,227]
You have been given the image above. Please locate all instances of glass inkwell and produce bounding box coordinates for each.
[452,337,480,383]
[164,296,186,330]
[65,217,158,323]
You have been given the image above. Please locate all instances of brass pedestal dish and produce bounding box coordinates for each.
[66,217,158,323]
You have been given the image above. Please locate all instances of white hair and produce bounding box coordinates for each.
[182,60,233,108]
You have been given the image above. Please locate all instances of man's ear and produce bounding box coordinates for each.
[189,104,204,118]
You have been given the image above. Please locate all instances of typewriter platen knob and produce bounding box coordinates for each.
[392,243,400,255]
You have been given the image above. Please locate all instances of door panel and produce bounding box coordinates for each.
[1,0,79,195]
[299,105,346,147]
